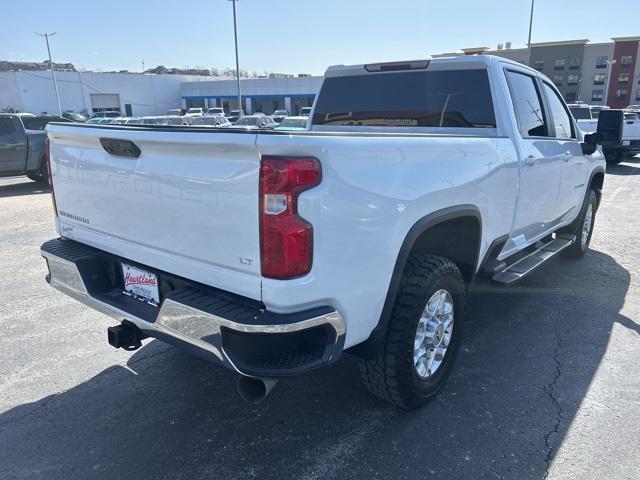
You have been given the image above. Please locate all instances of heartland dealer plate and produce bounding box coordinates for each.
[121,263,160,305]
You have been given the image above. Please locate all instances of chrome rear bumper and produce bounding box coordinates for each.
[41,238,345,377]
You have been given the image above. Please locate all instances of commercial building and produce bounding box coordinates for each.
[180,75,322,115]
[434,37,640,107]
[0,70,213,116]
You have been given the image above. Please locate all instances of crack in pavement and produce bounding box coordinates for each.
[491,446,507,480]
[542,333,564,479]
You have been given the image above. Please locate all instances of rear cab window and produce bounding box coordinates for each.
[312,69,496,130]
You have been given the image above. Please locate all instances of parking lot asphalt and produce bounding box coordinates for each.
[0,159,639,480]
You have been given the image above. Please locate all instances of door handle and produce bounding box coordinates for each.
[561,152,572,162]
[524,155,536,166]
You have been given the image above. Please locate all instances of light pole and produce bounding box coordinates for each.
[35,32,62,116]
[526,0,535,66]
[603,58,617,106]
[229,0,242,114]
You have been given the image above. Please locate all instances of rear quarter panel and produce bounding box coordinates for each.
[257,133,519,347]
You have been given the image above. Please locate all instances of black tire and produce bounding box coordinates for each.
[359,254,465,410]
[562,189,597,259]
[26,159,48,184]
[604,150,623,165]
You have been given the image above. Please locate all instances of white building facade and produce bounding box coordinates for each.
[0,70,213,116]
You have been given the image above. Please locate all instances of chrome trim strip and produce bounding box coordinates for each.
[41,248,346,375]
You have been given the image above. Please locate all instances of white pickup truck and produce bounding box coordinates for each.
[41,56,623,409]
[569,104,640,164]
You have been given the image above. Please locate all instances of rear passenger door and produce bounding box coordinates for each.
[539,81,585,222]
[504,69,562,250]
[0,117,27,174]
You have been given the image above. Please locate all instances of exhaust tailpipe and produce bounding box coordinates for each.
[236,376,278,404]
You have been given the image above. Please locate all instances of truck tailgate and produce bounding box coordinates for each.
[46,124,262,300]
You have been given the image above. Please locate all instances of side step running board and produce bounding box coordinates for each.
[492,234,576,284]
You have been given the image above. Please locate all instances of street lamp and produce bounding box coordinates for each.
[35,32,62,116]
[229,0,242,114]
[603,58,617,107]
[526,0,535,66]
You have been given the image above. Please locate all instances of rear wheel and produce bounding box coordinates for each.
[26,160,48,184]
[359,253,465,409]
[562,189,597,258]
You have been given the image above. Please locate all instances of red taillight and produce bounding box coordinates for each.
[260,155,321,279]
[45,136,58,218]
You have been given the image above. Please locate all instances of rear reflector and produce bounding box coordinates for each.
[260,156,321,279]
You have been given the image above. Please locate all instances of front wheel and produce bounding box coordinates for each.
[562,189,597,258]
[359,254,465,409]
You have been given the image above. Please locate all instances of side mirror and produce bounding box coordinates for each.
[581,109,623,155]
[594,109,624,147]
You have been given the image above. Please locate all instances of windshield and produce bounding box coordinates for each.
[279,118,307,128]
[187,109,201,113]
[312,69,496,128]
[569,107,592,120]
[274,110,288,116]
[235,117,259,126]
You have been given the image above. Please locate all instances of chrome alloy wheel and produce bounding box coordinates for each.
[581,203,593,250]
[413,289,454,379]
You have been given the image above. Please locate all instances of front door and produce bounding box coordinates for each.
[503,69,563,254]
[539,81,586,222]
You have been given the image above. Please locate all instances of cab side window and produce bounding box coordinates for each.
[506,70,548,137]
[542,83,575,139]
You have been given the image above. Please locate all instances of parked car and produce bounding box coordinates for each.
[570,104,640,163]
[167,109,183,116]
[90,111,120,119]
[272,109,289,123]
[191,115,232,128]
[0,114,70,182]
[61,112,87,123]
[185,107,204,117]
[85,117,112,124]
[42,55,622,408]
[227,110,244,123]
[230,115,277,129]
[206,107,225,116]
[299,106,312,116]
[136,116,163,125]
[157,115,193,126]
[274,116,308,131]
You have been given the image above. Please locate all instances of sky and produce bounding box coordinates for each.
[2,0,639,75]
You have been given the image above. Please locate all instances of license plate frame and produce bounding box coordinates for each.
[121,263,160,306]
